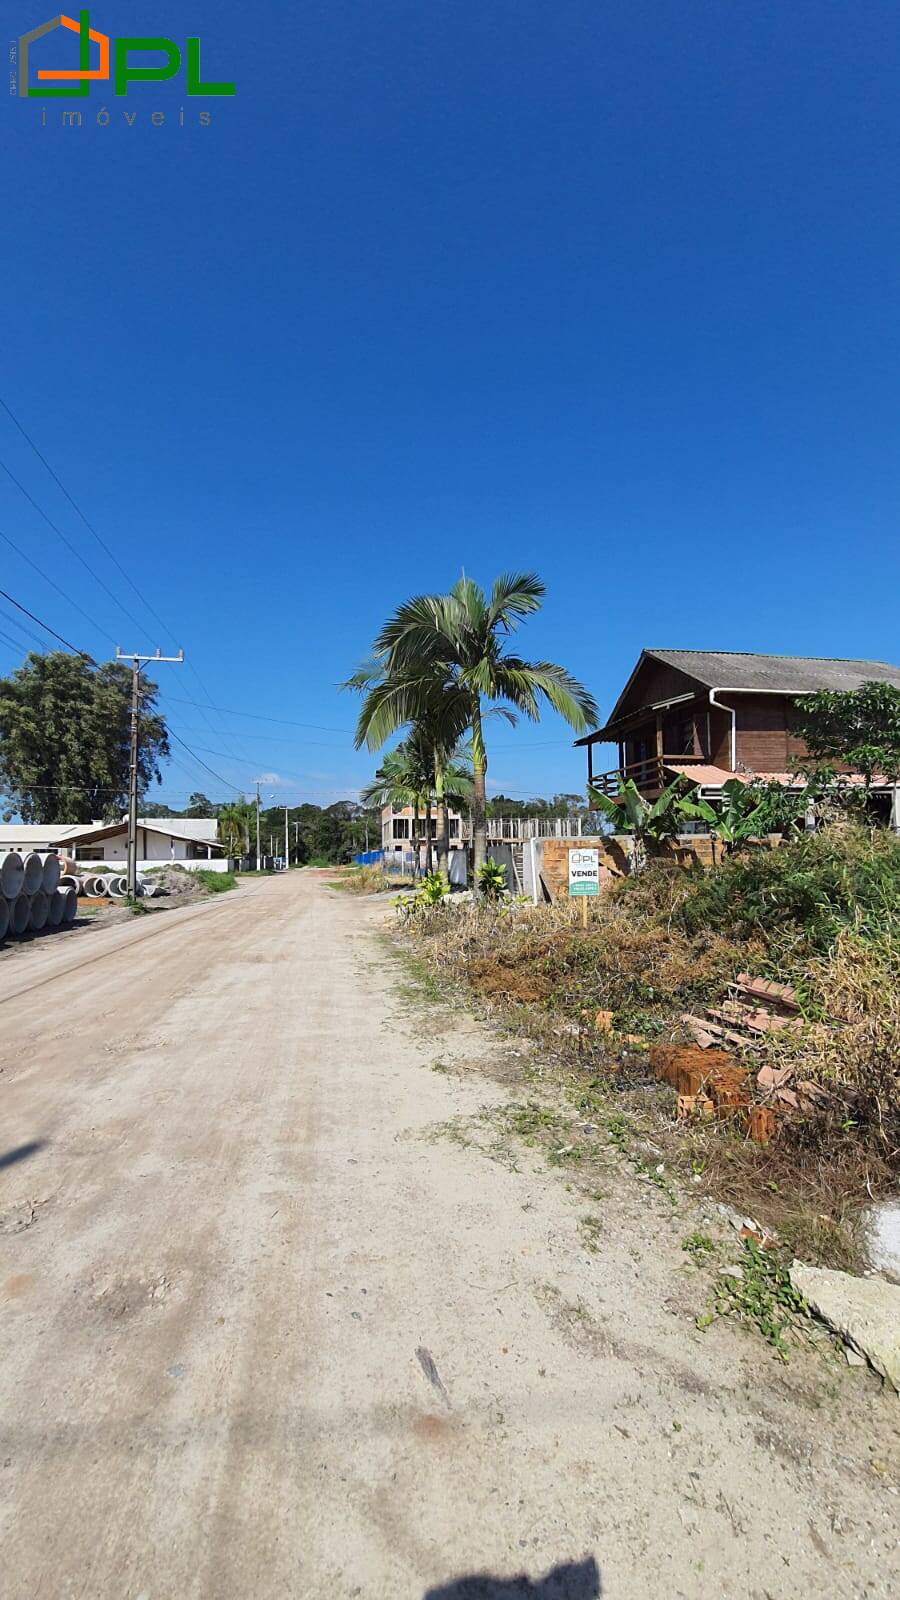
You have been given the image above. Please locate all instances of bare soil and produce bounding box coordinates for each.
[0,873,897,1599]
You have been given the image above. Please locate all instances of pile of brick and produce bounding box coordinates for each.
[650,1043,779,1144]
[682,973,800,1050]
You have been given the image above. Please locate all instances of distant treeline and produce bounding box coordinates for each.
[142,794,379,864]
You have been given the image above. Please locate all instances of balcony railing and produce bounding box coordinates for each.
[589,754,709,798]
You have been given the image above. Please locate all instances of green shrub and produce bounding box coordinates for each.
[672,824,900,954]
[194,870,237,894]
[477,860,508,901]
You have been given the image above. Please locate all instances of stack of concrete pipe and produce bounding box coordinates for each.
[0,851,78,942]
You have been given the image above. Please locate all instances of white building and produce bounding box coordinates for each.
[0,817,230,873]
[380,803,467,860]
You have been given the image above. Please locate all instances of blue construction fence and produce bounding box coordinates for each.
[352,849,384,866]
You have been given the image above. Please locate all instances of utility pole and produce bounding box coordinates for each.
[285,805,290,871]
[254,779,262,871]
[115,648,184,898]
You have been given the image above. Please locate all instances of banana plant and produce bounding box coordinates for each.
[677,778,769,853]
[588,776,694,872]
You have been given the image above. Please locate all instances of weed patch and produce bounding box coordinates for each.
[394,823,900,1266]
[697,1238,809,1359]
[193,870,236,894]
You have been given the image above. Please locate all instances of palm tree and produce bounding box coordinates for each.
[219,798,253,860]
[349,666,472,875]
[371,573,598,873]
[361,736,472,874]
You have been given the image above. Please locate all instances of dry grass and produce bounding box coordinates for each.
[397,825,900,1268]
[330,864,399,895]
[754,928,900,1167]
[406,891,759,1038]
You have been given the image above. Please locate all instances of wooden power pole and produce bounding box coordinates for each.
[115,648,184,897]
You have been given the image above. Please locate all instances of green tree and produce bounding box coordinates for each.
[680,777,817,852]
[0,651,169,824]
[367,573,598,873]
[347,662,472,874]
[184,792,218,818]
[793,681,900,789]
[589,775,696,872]
[219,798,255,857]
[361,734,472,874]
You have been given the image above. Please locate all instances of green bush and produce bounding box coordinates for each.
[477,860,508,901]
[194,869,237,894]
[672,825,900,953]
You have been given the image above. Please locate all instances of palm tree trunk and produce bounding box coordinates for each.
[413,801,420,878]
[471,699,487,880]
[434,753,449,879]
[425,797,434,875]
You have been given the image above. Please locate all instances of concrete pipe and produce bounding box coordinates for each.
[61,886,77,923]
[108,876,127,899]
[9,894,30,936]
[1,851,25,899]
[59,874,83,892]
[41,853,61,894]
[0,894,9,942]
[29,890,49,931]
[23,853,44,894]
[48,888,66,927]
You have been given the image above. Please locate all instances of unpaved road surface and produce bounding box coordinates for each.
[1,872,898,1599]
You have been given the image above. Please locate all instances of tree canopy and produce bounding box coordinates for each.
[0,652,169,824]
[353,571,597,872]
[793,681,900,785]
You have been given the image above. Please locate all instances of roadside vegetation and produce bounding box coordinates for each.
[193,869,237,894]
[331,863,397,895]
[396,821,900,1271]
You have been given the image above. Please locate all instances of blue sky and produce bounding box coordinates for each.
[3,1,899,809]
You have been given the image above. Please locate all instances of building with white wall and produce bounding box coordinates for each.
[0,817,229,872]
[380,803,468,860]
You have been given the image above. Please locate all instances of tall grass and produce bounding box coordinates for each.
[194,869,237,894]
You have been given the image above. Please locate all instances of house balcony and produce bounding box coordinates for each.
[589,754,712,800]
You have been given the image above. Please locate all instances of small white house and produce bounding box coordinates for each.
[0,817,230,873]
[63,818,228,871]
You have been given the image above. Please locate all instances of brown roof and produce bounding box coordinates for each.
[577,649,900,745]
[644,650,900,695]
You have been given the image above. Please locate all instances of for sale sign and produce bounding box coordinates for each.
[568,847,599,897]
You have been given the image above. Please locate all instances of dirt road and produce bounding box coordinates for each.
[1,873,897,1599]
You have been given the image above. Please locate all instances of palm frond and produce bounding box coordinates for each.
[506,660,598,730]
[487,572,545,631]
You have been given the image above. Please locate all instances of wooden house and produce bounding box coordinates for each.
[576,649,900,808]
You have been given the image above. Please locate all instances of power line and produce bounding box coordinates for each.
[0,525,117,648]
[0,397,254,772]
[166,728,243,794]
[0,393,183,649]
[0,626,30,655]
[0,602,55,654]
[0,586,91,658]
[0,453,153,637]
[161,693,354,734]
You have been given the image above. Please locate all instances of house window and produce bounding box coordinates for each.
[75,847,105,861]
[392,818,410,839]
